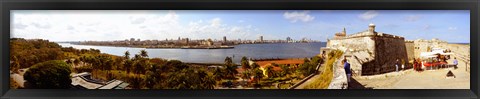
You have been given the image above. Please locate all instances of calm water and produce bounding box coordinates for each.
[58,42,326,64]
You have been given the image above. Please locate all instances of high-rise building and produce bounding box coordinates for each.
[130,38,135,42]
[223,36,227,42]
[259,36,263,42]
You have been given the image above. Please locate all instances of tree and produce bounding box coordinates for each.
[252,68,264,84]
[265,65,274,78]
[165,60,188,71]
[124,51,130,59]
[140,50,148,58]
[241,70,251,82]
[11,56,20,74]
[213,67,224,81]
[224,57,237,79]
[225,65,238,80]
[145,64,161,88]
[133,54,141,61]
[224,56,233,67]
[23,60,72,89]
[124,59,133,73]
[280,64,290,76]
[241,56,250,70]
[251,63,260,69]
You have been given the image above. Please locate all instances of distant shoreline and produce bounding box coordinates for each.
[65,42,323,49]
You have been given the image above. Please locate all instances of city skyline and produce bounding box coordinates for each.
[11,10,470,43]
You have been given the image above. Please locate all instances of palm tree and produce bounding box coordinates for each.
[140,50,148,58]
[241,70,251,82]
[265,66,274,78]
[124,59,133,73]
[224,65,238,80]
[241,56,250,70]
[251,63,260,69]
[212,68,225,87]
[124,51,130,59]
[224,56,233,67]
[253,68,264,84]
[133,54,141,61]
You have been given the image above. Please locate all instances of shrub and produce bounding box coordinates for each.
[23,60,72,89]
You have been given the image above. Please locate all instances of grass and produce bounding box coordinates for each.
[303,50,343,89]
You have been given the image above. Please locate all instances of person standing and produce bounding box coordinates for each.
[453,57,458,69]
[395,59,399,72]
[344,59,352,83]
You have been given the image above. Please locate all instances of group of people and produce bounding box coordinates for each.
[412,57,459,71]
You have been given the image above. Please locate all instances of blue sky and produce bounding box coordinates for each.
[11,10,470,43]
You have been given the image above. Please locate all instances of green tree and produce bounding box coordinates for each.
[224,56,233,67]
[280,64,290,76]
[140,50,148,58]
[265,65,274,78]
[241,70,251,82]
[23,60,72,89]
[251,63,260,69]
[124,51,130,59]
[225,65,238,80]
[11,56,20,74]
[253,68,264,84]
[145,64,161,89]
[124,59,133,73]
[241,56,250,70]
[213,67,225,81]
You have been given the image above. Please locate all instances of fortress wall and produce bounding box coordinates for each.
[327,36,376,76]
[365,36,408,75]
[405,42,415,62]
[327,36,376,52]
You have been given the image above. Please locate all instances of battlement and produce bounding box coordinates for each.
[405,40,414,43]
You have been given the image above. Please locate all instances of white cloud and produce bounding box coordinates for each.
[14,23,28,29]
[237,20,245,23]
[210,18,222,27]
[405,15,422,22]
[448,27,457,31]
[359,10,379,21]
[423,24,431,30]
[11,10,261,41]
[283,11,315,23]
[67,26,74,30]
[31,22,51,29]
[130,17,146,24]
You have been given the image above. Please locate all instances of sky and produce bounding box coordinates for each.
[11,10,470,43]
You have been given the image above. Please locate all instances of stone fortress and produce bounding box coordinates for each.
[322,23,471,76]
[322,23,408,76]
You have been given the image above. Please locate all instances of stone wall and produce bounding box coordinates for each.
[405,41,415,62]
[327,36,376,54]
[367,36,408,75]
[326,34,408,76]
[328,55,348,89]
